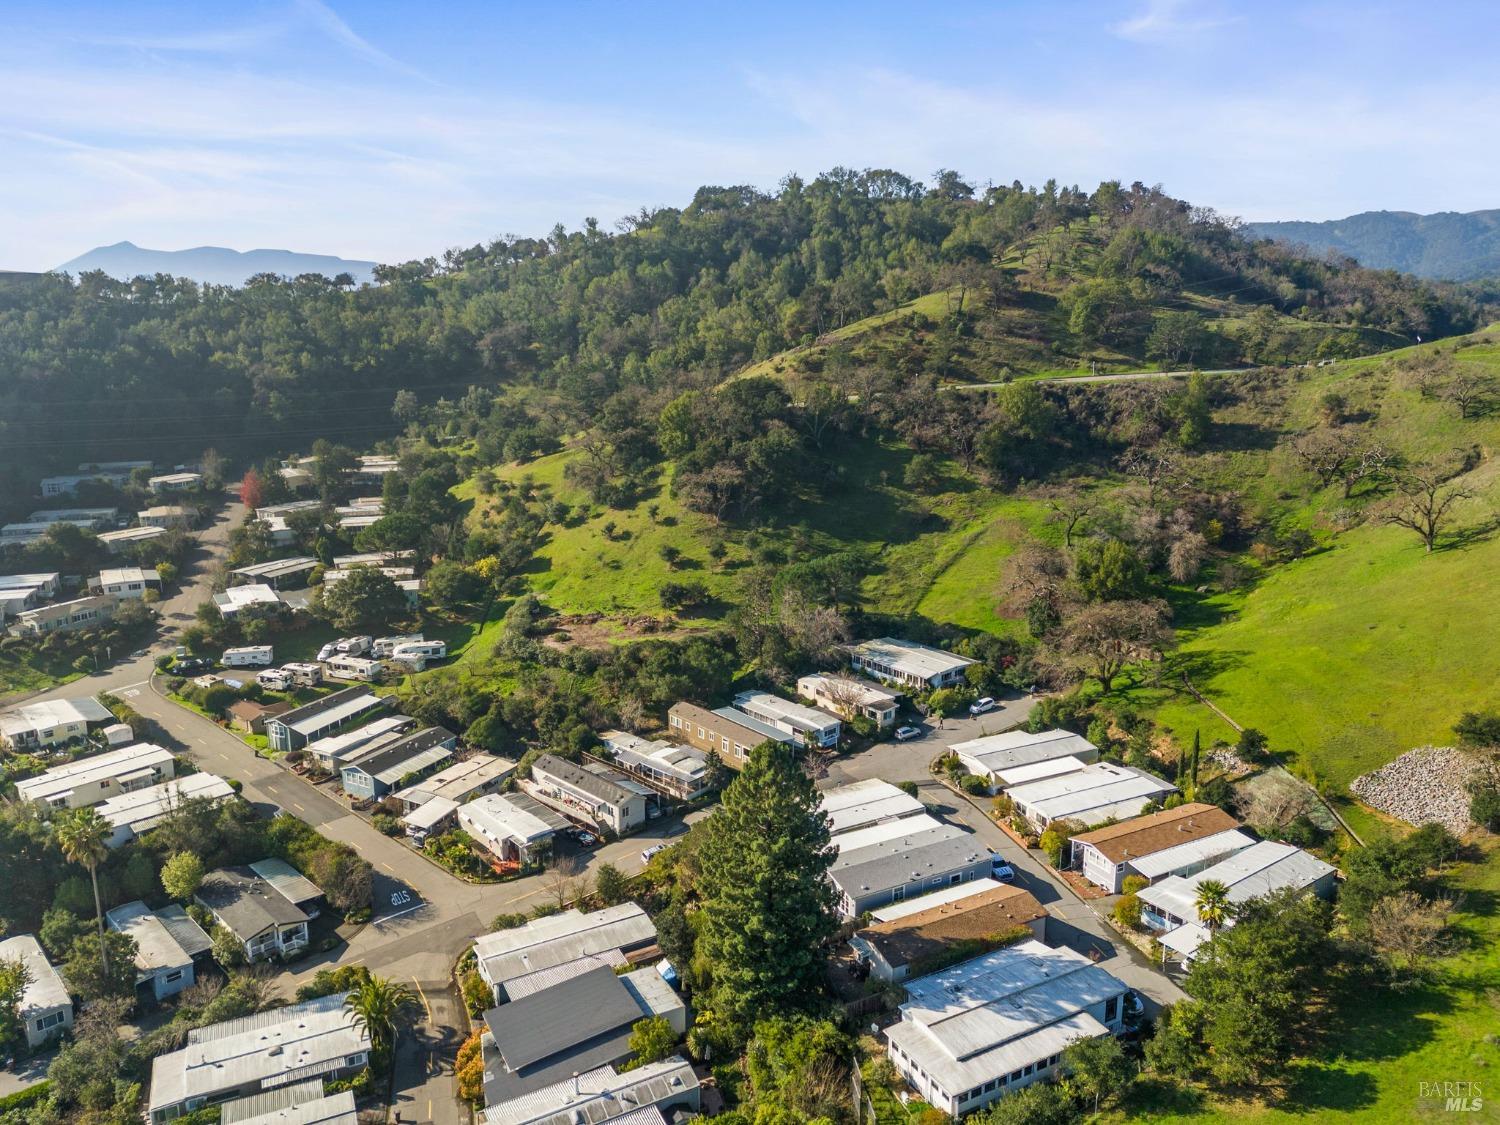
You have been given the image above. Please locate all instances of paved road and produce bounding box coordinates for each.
[947,366,1250,391]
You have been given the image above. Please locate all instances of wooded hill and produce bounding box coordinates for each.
[0,171,1486,484]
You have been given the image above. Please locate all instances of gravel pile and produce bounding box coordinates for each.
[1351,745,1480,834]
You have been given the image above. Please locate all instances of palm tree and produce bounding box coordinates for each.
[344,973,421,1062]
[1194,879,1233,933]
[54,807,112,974]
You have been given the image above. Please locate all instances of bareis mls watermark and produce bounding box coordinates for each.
[1418,1081,1484,1113]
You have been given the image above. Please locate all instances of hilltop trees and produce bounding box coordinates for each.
[695,742,837,1037]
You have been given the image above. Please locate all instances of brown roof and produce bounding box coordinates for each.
[226,699,293,721]
[855,885,1047,969]
[1069,802,1241,864]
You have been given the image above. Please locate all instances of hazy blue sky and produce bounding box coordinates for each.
[2,0,1496,270]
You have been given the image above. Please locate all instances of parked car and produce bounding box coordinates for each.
[969,696,997,716]
[894,725,923,742]
[991,855,1016,882]
[571,829,598,848]
[641,843,668,863]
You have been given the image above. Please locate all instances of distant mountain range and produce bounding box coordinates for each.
[55,241,378,287]
[1245,209,1500,281]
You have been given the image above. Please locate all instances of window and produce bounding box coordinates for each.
[1105,995,1119,1022]
[37,1011,66,1030]
[1010,1070,1023,1083]
[949,873,962,885]
[984,1080,997,1093]
[1023,1064,1034,1076]
[891,886,905,902]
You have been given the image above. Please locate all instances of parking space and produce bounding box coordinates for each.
[371,868,426,922]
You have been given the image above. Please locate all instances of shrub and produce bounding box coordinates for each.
[372,813,402,836]
[960,774,989,795]
[490,912,529,931]
[1113,894,1143,929]
[1121,874,1149,896]
[461,970,491,1017]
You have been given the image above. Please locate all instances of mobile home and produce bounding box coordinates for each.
[222,645,274,668]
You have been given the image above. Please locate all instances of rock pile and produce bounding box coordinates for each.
[1351,745,1480,834]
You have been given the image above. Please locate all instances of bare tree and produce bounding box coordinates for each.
[1234,782,1315,833]
[546,855,586,909]
[778,590,852,667]
[1050,599,1174,693]
[1000,544,1070,626]
[1399,352,1453,399]
[1341,440,1395,499]
[1444,370,1497,419]
[1368,891,1458,982]
[817,674,870,721]
[1292,428,1359,490]
[1119,446,1180,507]
[1042,486,1099,548]
[1385,468,1474,553]
[1167,532,1208,583]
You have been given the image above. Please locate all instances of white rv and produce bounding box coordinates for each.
[222,645,274,668]
[256,668,292,690]
[335,635,373,656]
[324,655,384,682]
[373,633,424,657]
[391,639,447,662]
[282,662,324,687]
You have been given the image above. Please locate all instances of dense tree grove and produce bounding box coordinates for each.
[0,171,1479,479]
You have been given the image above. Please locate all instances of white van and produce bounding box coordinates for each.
[257,668,292,690]
[223,645,274,668]
[373,633,424,657]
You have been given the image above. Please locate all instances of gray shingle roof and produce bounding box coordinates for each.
[196,866,309,940]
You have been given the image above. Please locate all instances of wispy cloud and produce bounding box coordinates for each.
[86,23,288,54]
[1112,0,1234,44]
[292,0,431,82]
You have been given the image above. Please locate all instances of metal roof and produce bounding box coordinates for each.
[402,795,459,832]
[214,584,283,611]
[274,688,384,737]
[475,903,657,987]
[98,773,235,843]
[221,1081,356,1125]
[482,1057,698,1125]
[306,714,414,762]
[232,557,319,580]
[1126,828,1258,880]
[343,732,453,786]
[15,741,172,803]
[733,690,842,734]
[156,904,214,958]
[149,993,369,1115]
[3,694,113,734]
[1136,840,1337,921]
[395,754,517,806]
[850,637,974,679]
[886,939,1126,1095]
[952,728,1099,776]
[1158,922,1212,959]
[708,706,791,744]
[501,952,626,1000]
[601,732,707,782]
[831,822,987,899]
[249,858,324,906]
[819,779,926,836]
[1005,762,1176,824]
[829,811,947,855]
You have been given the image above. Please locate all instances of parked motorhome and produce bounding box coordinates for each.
[372,634,423,657]
[256,668,292,690]
[391,639,446,662]
[282,662,324,687]
[222,645,274,668]
[323,655,383,682]
[335,636,372,656]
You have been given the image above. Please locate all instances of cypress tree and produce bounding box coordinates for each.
[696,741,837,1034]
[1189,729,1202,793]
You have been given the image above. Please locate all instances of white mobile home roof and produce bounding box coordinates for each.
[232,556,318,581]
[1005,761,1175,825]
[0,572,60,590]
[474,903,657,987]
[222,1083,356,1125]
[148,992,370,1117]
[106,900,195,974]
[305,715,412,761]
[98,773,235,842]
[818,778,926,836]
[214,584,283,612]
[828,811,946,855]
[15,742,174,804]
[282,691,383,737]
[1158,921,1212,960]
[97,566,155,586]
[733,690,841,732]
[403,796,459,832]
[992,755,1091,787]
[0,934,70,1018]
[394,754,516,805]
[1127,828,1258,881]
[99,525,169,546]
[869,877,1010,922]
[459,792,570,851]
[885,939,1125,1096]
[951,728,1099,776]
[248,858,323,906]
[1137,840,1337,921]
[851,637,974,680]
